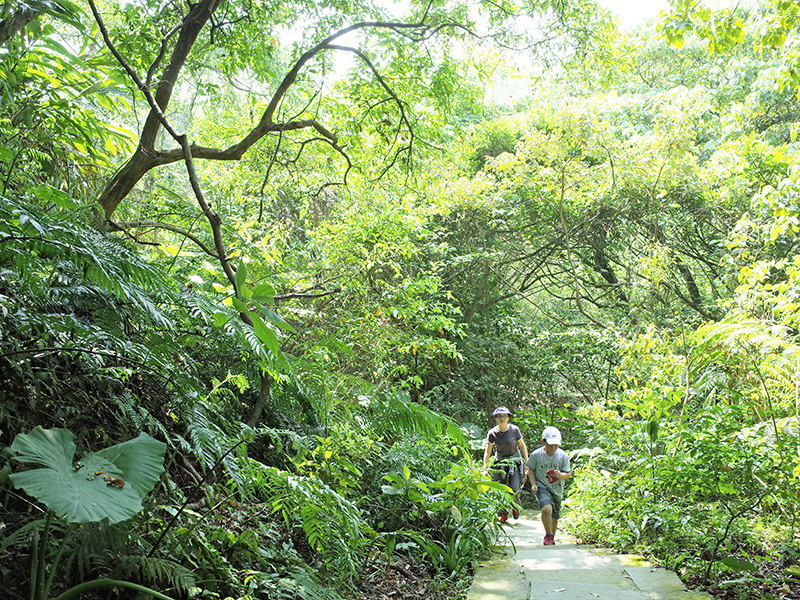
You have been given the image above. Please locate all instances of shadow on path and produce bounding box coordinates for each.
[467,510,712,600]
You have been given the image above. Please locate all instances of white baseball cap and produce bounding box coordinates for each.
[542,426,562,445]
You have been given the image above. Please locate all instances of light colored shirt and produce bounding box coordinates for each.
[526,446,571,499]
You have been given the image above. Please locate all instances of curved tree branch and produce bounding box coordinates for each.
[274,288,340,301]
[146,21,183,88]
[555,160,615,332]
[111,219,221,259]
[328,43,414,180]
[95,18,457,219]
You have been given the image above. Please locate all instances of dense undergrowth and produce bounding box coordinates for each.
[0,195,513,599]
[562,337,800,598]
[4,187,800,600]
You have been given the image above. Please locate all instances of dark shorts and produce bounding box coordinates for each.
[491,459,523,495]
[535,486,562,519]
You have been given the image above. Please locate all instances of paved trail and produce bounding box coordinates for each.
[467,510,711,600]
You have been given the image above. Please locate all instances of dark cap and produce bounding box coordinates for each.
[492,406,512,417]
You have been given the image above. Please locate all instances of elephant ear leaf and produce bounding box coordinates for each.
[8,426,166,524]
[93,433,167,498]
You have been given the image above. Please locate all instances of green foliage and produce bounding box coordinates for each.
[6,1,800,599]
[2,428,174,600]
[241,566,344,600]
[185,399,256,497]
[290,430,367,494]
[260,463,371,583]
[465,118,521,175]
[378,461,509,574]
[0,9,135,200]
[568,298,800,587]
[0,195,180,364]
[366,391,470,450]
[0,194,196,444]
[402,530,476,576]
[7,426,166,524]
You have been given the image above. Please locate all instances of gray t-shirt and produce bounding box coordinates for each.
[526,446,571,499]
[487,424,523,459]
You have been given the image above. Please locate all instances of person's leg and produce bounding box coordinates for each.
[549,497,562,539]
[535,487,556,543]
[540,503,554,533]
[491,467,509,521]
[508,465,521,517]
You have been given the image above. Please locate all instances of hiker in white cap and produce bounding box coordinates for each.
[525,426,571,545]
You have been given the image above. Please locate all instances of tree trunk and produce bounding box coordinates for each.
[592,245,629,305]
[247,372,272,428]
[97,0,223,220]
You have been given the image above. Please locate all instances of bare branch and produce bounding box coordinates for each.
[95,12,561,220]
[259,128,284,222]
[555,159,615,332]
[274,288,341,301]
[111,219,220,259]
[328,44,415,180]
[489,265,584,328]
[146,21,183,88]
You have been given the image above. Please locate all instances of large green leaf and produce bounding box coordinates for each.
[8,427,166,524]
[720,557,757,572]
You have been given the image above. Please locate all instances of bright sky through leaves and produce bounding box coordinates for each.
[595,0,671,28]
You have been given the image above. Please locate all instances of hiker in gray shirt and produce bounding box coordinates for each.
[526,426,571,545]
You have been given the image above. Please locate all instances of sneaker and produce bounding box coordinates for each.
[512,510,520,519]
[543,534,555,545]
[499,514,508,524]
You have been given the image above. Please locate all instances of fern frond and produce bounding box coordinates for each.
[242,566,344,600]
[0,195,178,328]
[186,401,255,497]
[57,521,135,582]
[253,463,370,582]
[109,390,171,440]
[111,555,196,593]
[368,390,470,450]
[0,195,199,397]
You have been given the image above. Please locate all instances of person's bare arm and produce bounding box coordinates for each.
[527,468,537,491]
[525,453,537,491]
[482,442,494,474]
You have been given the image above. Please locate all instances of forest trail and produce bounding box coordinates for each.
[467,510,712,600]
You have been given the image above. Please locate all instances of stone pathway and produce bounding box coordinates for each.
[467,510,711,600]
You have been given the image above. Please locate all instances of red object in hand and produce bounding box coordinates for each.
[546,470,558,483]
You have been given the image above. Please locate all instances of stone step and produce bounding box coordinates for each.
[473,562,526,580]
[466,577,530,600]
[625,567,687,591]
[523,567,637,586]
[531,581,650,600]
[515,549,649,571]
[466,510,712,600]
